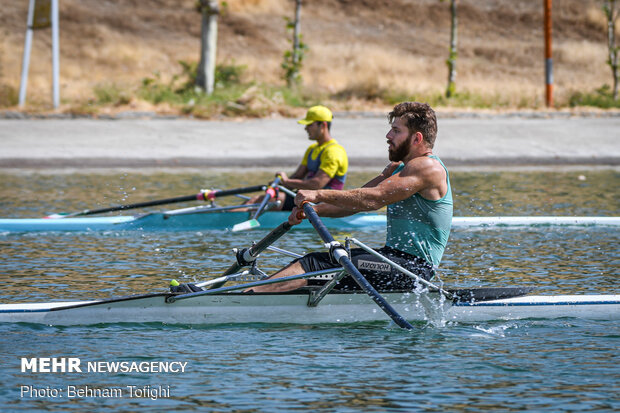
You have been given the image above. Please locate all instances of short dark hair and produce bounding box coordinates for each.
[388,102,437,148]
[315,121,331,131]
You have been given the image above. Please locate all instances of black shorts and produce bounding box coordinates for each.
[281,193,296,211]
[294,246,434,292]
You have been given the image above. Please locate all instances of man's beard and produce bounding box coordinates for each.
[388,134,412,162]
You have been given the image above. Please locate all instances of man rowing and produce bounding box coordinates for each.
[246,105,349,211]
[247,102,452,293]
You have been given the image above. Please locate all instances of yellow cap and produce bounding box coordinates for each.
[170,279,180,286]
[297,105,333,125]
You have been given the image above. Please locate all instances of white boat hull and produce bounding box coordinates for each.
[1,292,618,326]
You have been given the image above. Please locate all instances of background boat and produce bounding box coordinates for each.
[1,212,618,232]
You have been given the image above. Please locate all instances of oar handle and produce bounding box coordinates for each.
[301,202,414,330]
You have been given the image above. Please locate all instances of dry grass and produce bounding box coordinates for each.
[225,0,286,14]
[0,0,617,113]
[306,43,443,94]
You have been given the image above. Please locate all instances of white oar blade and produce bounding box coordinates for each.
[43,213,69,219]
[232,219,260,232]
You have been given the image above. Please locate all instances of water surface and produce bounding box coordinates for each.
[0,170,618,411]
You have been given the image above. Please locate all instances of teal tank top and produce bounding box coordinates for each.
[385,155,453,266]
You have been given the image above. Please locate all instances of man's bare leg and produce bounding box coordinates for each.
[244,261,308,293]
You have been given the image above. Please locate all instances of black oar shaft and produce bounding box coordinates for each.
[248,221,293,257]
[302,203,414,330]
[212,185,266,199]
[78,194,200,216]
[215,221,293,285]
[70,185,267,217]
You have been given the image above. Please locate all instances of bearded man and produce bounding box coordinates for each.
[247,102,453,293]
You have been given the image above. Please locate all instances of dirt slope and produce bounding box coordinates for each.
[0,0,613,111]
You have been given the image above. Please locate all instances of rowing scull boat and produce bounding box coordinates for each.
[2,205,617,327]
[1,287,618,326]
[1,213,618,232]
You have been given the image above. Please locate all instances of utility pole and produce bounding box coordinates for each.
[544,0,553,107]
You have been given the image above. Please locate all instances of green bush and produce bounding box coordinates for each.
[568,85,620,108]
[133,60,320,118]
[93,83,131,105]
[138,61,247,105]
[215,62,246,86]
[0,84,18,107]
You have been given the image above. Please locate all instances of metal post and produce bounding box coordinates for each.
[51,0,60,108]
[197,1,219,95]
[18,0,36,107]
[544,0,553,107]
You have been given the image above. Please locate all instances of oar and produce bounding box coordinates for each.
[301,202,414,330]
[232,177,281,232]
[173,245,303,292]
[208,220,294,289]
[44,184,266,219]
[277,185,296,198]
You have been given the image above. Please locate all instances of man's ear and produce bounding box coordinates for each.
[413,131,423,145]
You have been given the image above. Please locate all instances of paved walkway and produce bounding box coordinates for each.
[1,114,619,169]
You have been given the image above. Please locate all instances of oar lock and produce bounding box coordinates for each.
[324,241,349,264]
[234,247,258,267]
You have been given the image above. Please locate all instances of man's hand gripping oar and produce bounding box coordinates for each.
[43,185,266,219]
[300,201,415,330]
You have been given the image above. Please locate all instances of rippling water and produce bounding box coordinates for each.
[0,170,619,411]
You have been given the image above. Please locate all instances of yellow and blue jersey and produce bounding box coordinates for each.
[301,139,348,189]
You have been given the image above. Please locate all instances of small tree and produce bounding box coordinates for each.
[282,0,307,87]
[443,0,458,98]
[603,0,619,100]
[196,0,220,95]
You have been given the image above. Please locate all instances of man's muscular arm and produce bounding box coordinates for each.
[297,157,445,212]
[280,169,332,190]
